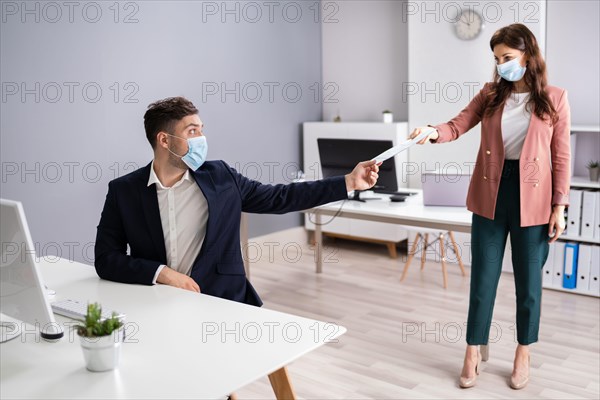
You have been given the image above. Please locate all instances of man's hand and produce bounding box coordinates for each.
[345,160,381,192]
[548,205,566,243]
[157,266,201,293]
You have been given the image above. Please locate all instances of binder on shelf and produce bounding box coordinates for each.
[576,245,592,293]
[566,190,582,237]
[570,133,577,178]
[563,243,579,289]
[590,246,600,296]
[542,242,554,286]
[552,242,565,288]
[580,191,597,239]
[594,192,600,241]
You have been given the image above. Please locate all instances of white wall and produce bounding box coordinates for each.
[546,0,600,126]
[321,0,409,122]
[407,0,546,188]
[0,1,323,263]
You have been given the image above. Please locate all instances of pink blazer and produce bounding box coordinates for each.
[432,83,571,227]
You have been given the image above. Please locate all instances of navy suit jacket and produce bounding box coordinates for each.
[94,160,347,306]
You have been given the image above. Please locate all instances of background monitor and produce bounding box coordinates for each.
[317,138,398,193]
[0,199,63,341]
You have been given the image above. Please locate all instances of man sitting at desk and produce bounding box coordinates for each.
[94,96,379,306]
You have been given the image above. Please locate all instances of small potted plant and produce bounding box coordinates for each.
[76,303,124,372]
[382,110,393,123]
[587,160,600,181]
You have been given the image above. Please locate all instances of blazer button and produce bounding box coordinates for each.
[534,157,540,161]
[486,150,491,155]
[533,183,539,187]
[483,176,488,180]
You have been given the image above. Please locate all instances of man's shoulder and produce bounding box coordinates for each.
[193,160,233,177]
[201,160,229,171]
[109,162,151,188]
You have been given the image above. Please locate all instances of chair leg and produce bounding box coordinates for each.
[448,231,467,277]
[268,366,296,400]
[439,233,448,289]
[400,233,421,282]
[421,233,429,270]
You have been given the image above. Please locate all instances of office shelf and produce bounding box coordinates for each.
[542,284,599,297]
[557,235,599,244]
[570,176,600,189]
[544,126,600,298]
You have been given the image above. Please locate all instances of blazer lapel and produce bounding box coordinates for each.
[189,168,218,271]
[488,106,505,180]
[521,110,544,158]
[191,168,218,225]
[139,164,167,264]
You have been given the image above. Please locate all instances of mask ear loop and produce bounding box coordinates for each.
[163,133,189,158]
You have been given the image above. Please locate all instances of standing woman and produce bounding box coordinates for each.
[410,23,570,389]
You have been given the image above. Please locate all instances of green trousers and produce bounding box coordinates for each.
[467,160,549,345]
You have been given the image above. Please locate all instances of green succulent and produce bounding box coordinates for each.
[586,160,600,169]
[75,303,123,338]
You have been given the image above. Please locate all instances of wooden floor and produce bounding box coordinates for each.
[237,227,600,399]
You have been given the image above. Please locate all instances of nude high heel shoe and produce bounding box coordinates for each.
[459,349,482,388]
[510,355,530,390]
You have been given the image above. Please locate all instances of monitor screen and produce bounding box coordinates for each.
[317,138,398,192]
[0,199,63,341]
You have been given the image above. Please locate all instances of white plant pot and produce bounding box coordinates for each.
[382,112,393,123]
[79,329,124,372]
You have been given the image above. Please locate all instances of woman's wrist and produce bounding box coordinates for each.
[553,204,566,212]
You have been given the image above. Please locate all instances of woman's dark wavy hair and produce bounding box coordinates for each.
[485,23,558,125]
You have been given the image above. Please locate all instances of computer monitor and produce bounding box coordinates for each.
[0,199,63,342]
[317,138,399,193]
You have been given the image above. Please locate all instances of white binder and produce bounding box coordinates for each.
[542,242,554,286]
[552,242,565,287]
[576,244,592,293]
[594,192,600,241]
[590,246,600,296]
[580,191,597,239]
[566,190,583,237]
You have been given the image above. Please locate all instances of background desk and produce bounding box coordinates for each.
[1,259,345,399]
[305,192,472,273]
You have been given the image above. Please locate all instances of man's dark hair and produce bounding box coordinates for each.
[144,97,198,149]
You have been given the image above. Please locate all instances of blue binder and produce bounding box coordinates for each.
[563,243,579,289]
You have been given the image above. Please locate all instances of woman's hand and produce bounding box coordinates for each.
[548,205,566,243]
[409,127,439,144]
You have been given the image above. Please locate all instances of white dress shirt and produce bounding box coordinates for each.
[501,92,531,160]
[148,162,209,283]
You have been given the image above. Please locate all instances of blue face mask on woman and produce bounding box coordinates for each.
[166,134,208,170]
[497,56,527,82]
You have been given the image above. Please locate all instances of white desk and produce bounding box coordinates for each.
[1,259,345,399]
[305,191,472,272]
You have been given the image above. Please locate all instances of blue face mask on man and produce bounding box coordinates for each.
[497,56,527,82]
[166,134,208,170]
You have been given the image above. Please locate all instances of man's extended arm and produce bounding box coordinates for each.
[226,160,380,214]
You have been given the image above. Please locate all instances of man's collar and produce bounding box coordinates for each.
[147,160,191,189]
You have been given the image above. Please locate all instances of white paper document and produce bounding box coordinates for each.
[371,128,436,163]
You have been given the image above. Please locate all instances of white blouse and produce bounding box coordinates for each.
[501,92,531,160]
